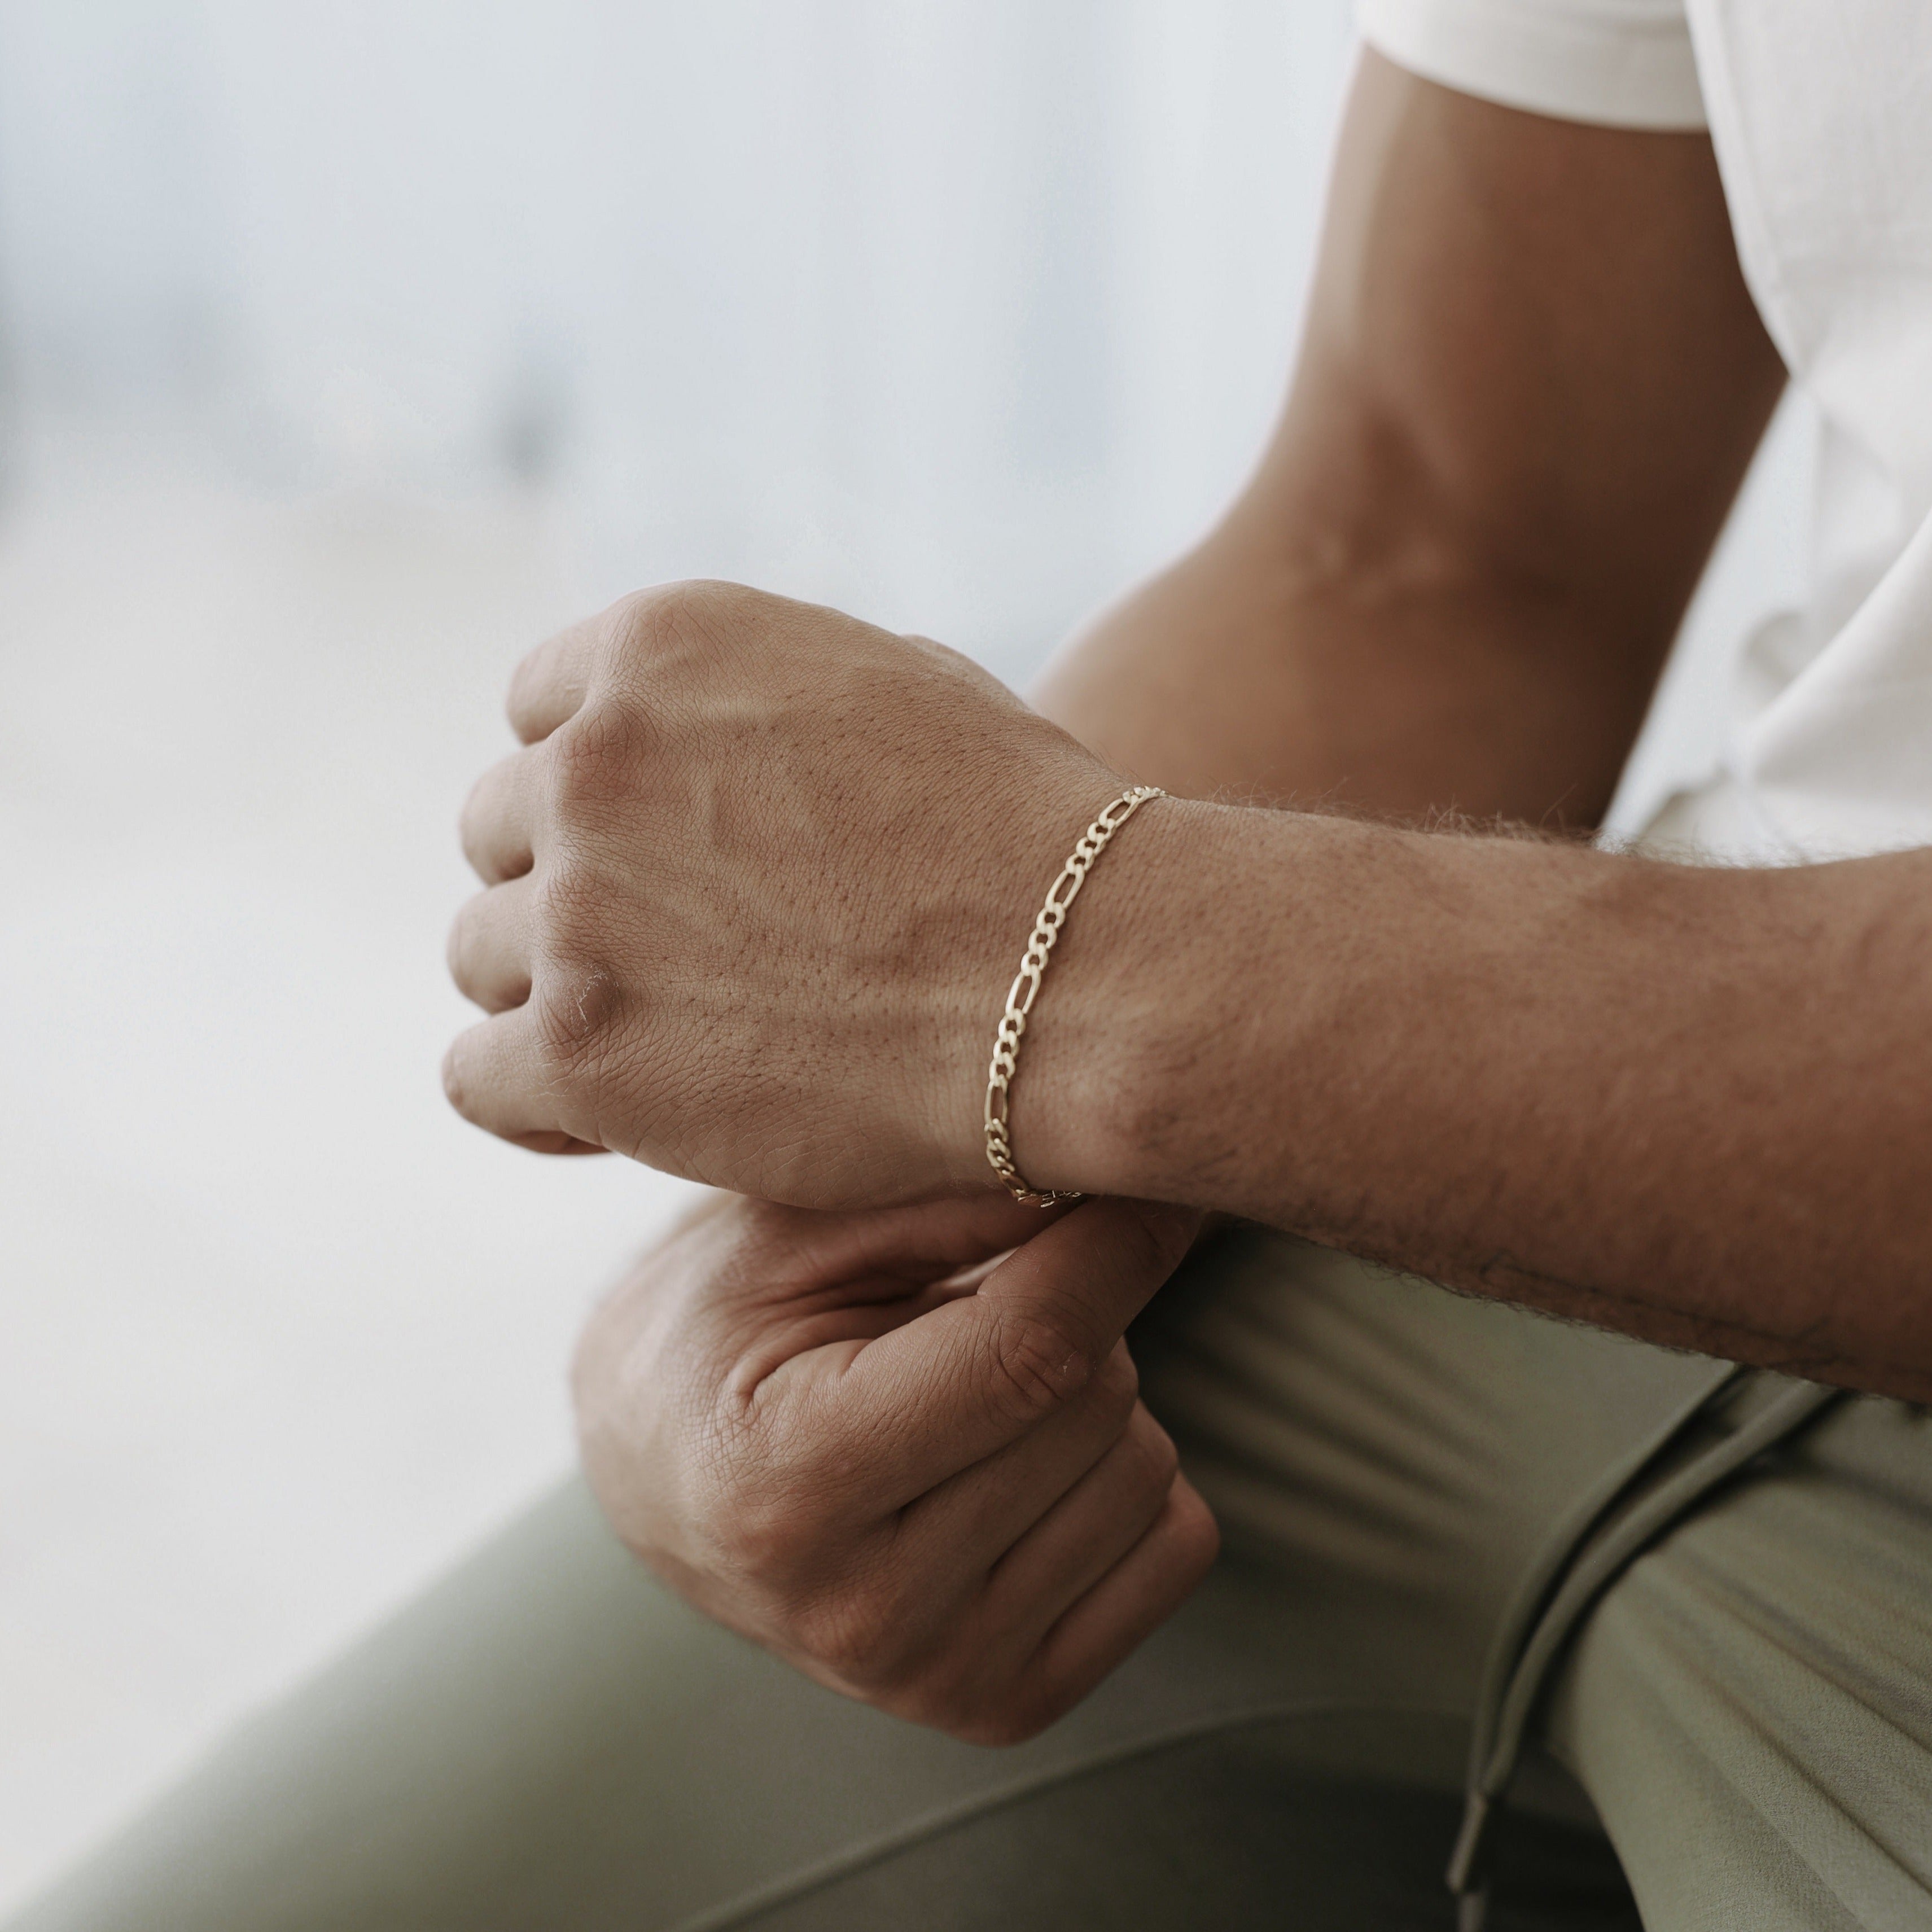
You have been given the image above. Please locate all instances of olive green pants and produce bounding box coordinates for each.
[15,1232,1932,1930]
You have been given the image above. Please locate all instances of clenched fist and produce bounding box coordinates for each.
[572,1191,1218,1743]
[444,581,1138,1205]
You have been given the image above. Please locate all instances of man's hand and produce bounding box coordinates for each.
[572,1191,1219,1745]
[445,581,1125,1204]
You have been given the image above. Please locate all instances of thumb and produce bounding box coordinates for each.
[972,1198,1202,1401]
[825,1197,1202,1508]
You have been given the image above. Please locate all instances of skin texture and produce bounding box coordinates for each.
[445,58,1931,1734]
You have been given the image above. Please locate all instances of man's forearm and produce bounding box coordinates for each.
[1031,54,1781,836]
[1014,799,1932,1401]
[1031,512,1655,833]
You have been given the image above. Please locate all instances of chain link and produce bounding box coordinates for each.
[983,785,1164,1204]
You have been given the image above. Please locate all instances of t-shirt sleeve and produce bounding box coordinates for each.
[1358,0,1707,130]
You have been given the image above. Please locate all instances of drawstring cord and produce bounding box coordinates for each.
[1448,1368,1847,1929]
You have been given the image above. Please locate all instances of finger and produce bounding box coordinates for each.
[748,1193,1075,1313]
[459,748,542,883]
[963,1199,1199,1402]
[982,1403,1182,1654]
[447,878,533,1014]
[895,1341,1138,1578]
[442,1007,605,1154]
[1006,1477,1219,1738]
[804,1198,1200,1506]
[686,1195,1078,1375]
[507,614,601,744]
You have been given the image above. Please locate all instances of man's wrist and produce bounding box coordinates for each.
[1000,795,1296,1206]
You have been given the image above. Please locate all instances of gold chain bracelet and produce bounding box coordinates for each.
[983,784,1164,1204]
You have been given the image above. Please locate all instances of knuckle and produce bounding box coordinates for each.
[983,1311,1087,1425]
[1088,1346,1140,1426]
[606,581,716,671]
[522,858,623,1063]
[1093,1378,1138,1442]
[619,577,743,635]
[1129,1412,1182,1498]
[688,1431,820,1580]
[545,696,646,815]
[525,855,599,957]
[604,579,788,687]
[615,578,704,632]
[795,1581,915,1689]
[528,957,624,1087]
[712,1493,808,1580]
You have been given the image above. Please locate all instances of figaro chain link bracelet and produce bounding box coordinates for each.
[983,784,1164,1204]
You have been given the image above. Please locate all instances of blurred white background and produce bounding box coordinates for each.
[0,0,1807,1916]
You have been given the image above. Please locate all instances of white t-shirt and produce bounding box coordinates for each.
[1360,0,1932,864]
